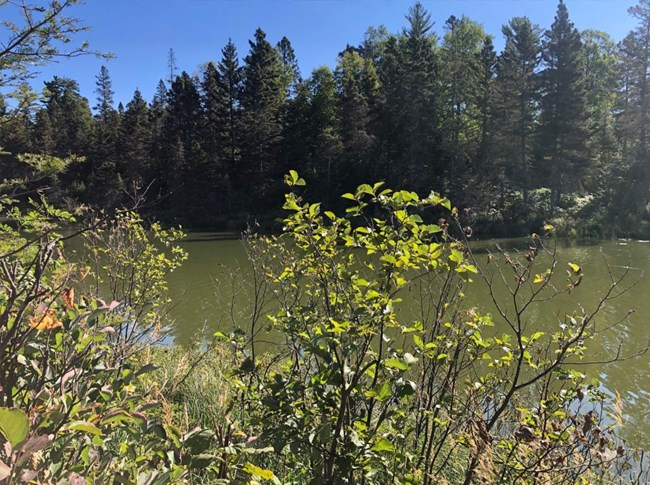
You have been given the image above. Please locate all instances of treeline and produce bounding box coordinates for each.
[1,0,650,236]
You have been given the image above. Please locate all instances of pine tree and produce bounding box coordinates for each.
[240,28,286,201]
[476,36,497,169]
[121,89,152,190]
[217,39,243,181]
[277,36,302,98]
[580,30,620,202]
[401,2,439,190]
[202,61,223,178]
[162,72,206,211]
[538,0,589,206]
[615,0,650,216]
[42,76,93,157]
[439,15,487,194]
[335,50,379,192]
[494,16,542,202]
[94,65,114,114]
[90,65,122,205]
[377,35,406,185]
[167,48,178,87]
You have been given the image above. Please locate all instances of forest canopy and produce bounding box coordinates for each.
[1,0,649,238]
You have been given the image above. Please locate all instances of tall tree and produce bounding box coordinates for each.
[94,65,114,114]
[41,76,93,157]
[439,15,487,193]
[202,61,224,180]
[240,28,286,201]
[90,65,122,204]
[376,35,406,185]
[277,36,302,98]
[167,48,178,87]
[615,0,650,216]
[335,50,379,192]
[401,2,439,190]
[580,30,620,203]
[475,36,497,170]
[538,0,589,206]
[217,39,243,180]
[162,71,205,211]
[120,89,152,190]
[494,17,542,202]
[149,79,169,196]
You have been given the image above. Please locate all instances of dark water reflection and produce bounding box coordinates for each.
[165,235,650,449]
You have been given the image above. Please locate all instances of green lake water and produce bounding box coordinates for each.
[160,234,650,449]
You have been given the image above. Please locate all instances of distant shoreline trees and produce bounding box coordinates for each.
[2,0,650,237]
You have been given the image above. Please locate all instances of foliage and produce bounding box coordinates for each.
[2,1,650,234]
[0,180,223,483]
[82,210,187,359]
[223,173,635,484]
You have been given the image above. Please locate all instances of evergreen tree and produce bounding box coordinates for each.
[615,0,650,216]
[42,76,93,157]
[240,28,286,202]
[202,61,224,178]
[377,35,406,185]
[439,15,487,193]
[217,40,243,181]
[475,36,497,170]
[120,89,152,190]
[90,65,123,205]
[167,48,178,87]
[277,36,302,98]
[148,80,168,198]
[580,30,620,203]
[94,65,114,114]
[335,50,379,192]
[538,0,589,206]
[494,17,542,202]
[401,2,439,190]
[162,71,206,212]
[32,109,55,155]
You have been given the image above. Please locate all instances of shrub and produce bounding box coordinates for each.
[226,172,636,484]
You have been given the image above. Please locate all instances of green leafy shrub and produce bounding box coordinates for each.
[225,173,635,484]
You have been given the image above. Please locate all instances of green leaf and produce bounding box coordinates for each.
[371,438,395,453]
[385,358,408,371]
[66,421,102,437]
[366,382,393,402]
[0,408,29,448]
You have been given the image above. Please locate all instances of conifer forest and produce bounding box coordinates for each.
[2,0,650,237]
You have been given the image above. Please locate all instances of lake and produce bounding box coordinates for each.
[165,234,650,449]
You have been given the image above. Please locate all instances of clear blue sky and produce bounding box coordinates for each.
[23,0,639,108]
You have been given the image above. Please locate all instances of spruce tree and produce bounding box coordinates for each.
[335,50,379,192]
[121,89,152,190]
[91,65,124,204]
[439,15,487,193]
[402,2,439,190]
[494,17,541,202]
[217,39,243,181]
[162,72,206,212]
[277,36,302,98]
[538,0,589,206]
[240,28,286,202]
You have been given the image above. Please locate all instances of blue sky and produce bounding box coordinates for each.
[21,0,639,108]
